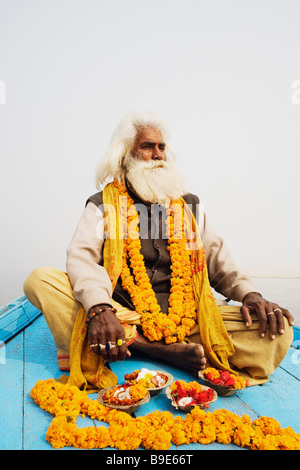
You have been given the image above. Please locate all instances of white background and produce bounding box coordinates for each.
[0,0,300,305]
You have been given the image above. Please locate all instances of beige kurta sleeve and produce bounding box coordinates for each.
[66,202,113,312]
[200,209,258,302]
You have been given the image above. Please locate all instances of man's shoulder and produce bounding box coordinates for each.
[182,192,200,205]
[85,191,104,207]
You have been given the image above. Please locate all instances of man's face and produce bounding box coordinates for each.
[131,127,166,161]
[123,126,186,204]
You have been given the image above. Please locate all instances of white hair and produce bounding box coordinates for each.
[95,110,176,189]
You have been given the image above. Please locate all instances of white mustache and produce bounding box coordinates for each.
[128,157,167,170]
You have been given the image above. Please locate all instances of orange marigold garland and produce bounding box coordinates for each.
[114,179,197,344]
[31,379,300,450]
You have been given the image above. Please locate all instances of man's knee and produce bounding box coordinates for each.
[23,267,56,305]
[281,316,294,349]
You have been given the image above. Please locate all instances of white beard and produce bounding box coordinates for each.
[123,154,187,205]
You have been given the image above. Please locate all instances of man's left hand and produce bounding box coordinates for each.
[240,292,294,339]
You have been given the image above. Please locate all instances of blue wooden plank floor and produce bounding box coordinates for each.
[0,314,300,450]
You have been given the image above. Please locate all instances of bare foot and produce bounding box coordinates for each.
[129,333,207,376]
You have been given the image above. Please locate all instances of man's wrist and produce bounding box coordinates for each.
[86,304,117,325]
[242,292,262,303]
[89,303,113,313]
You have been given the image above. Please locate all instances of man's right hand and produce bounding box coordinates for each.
[87,304,128,362]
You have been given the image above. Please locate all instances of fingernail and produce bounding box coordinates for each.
[280,329,285,334]
[261,333,265,337]
[271,335,275,340]
[246,322,250,328]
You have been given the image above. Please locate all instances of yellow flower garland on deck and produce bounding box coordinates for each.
[31,379,300,450]
[114,179,197,343]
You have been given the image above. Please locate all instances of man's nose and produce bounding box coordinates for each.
[152,146,165,160]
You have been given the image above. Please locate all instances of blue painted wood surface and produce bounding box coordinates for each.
[0,296,41,343]
[0,308,300,450]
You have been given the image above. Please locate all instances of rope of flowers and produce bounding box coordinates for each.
[114,179,197,344]
[30,379,300,450]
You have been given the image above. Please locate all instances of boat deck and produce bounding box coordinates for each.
[0,297,300,450]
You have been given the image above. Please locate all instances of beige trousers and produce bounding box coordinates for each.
[23,267,293,385]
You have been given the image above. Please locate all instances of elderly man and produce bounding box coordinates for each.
[24,110,294,387]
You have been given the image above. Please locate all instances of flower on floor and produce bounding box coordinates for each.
[204,368,248,389]
[124,368,168,388]
[170,380,214,408]
[102,382,148,406]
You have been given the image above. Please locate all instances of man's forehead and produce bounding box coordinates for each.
[135,127,164,143]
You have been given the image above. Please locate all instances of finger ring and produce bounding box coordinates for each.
[266,311,275,316]
[90,343,105,350]
[117,339,125,347]
[90,343,106,350]
[274,308,282,314]
[106,342,116,351]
